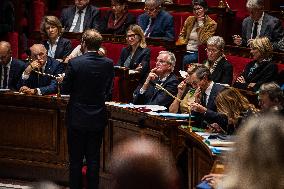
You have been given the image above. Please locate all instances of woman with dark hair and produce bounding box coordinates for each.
[176,0,217,69]
[233,37,278,92]
[117,24,150,83]
[100,0,136,35]
[40,15,72,61]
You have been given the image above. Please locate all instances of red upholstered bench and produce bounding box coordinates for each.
[99,7,112,19]
[226,55,252,83]
[128,9,144,20]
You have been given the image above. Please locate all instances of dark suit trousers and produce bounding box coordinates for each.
[68,127,104,189]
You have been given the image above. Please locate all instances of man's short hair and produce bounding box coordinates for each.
[207,36,225,50]
[145,0,163,7]
[81,29,102,51]
[246,0,264,9]
[195,66,211,80]
[159,50,176,71]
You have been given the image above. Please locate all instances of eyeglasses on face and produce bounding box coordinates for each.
[205,48,219,53]
[126,34,137,39]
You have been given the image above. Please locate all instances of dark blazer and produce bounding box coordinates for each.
[133,73,178,109]
[61,52,114,131]
[117,46,150,83]
[209,57,233,85]
[1,58,25,90]
[242,13,284,49]
[43,37,72,60]
[233,59,278,92]
[137,10,174,41]
[100,11,136,35]
[192,83,225,128]
[20,57,64,95]
[60,5,100,32]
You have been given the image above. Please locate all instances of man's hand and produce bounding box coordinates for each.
[189,102,207,113]
[19,86,37,95]
[56,73,65,83]
[248,83,256,88]
[202,174,224,189]
[194,87,202,103]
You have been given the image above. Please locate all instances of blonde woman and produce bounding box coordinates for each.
[117,24,150,83]
[233,37,278,92]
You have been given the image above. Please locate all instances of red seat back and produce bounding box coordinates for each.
[226,55,252,83]
[148,45,167,69]
[102,42,126,64]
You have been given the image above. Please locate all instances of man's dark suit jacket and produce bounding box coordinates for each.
[137,10,174,41]
[210,57,233,85]
[43,37,72,60]
[1,58,25,90]
[133,73,178,109]
[20,57,64,95]
[117,46,150,83]
[62,52,114,131]
[192,83,225,128]
[241,13,284,49]
[100,11,136,35]
[60,5,100,32]
[233,60,278,92]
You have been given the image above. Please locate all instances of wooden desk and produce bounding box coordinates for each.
[0,92,69,182]
[0,93,215,189]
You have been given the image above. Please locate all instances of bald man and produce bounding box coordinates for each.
[19,44,64,95]
[0,41,25,90]
[110,138,180,189]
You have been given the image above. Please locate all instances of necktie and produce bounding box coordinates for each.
[73,10,83,32]
[201,92,207,106]
[144,18,153,37]
[3,66,8,89]
[252,21,258,39]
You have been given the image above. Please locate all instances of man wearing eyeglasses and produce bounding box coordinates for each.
[19,44,64,95]
[137,0,174,41]
[133,51,178,109]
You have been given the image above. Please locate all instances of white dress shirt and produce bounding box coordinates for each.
[69,7,87,32]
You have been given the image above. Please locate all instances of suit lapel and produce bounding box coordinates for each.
[54,37,62,58]
[247,18,253,40]
[260,13,268,36]
[129,47,142,68]
[8,59,16,87]
[83,6,91,30]
[207,83,216,110]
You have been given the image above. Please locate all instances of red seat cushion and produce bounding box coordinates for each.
[8,32,19,58]
[99,7,112,19]
[129,9,144,19]
[170,12,193,40]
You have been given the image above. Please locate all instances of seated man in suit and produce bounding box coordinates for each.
[60,0,100,33]
[19,44,64,95]
[189,66,225,128]
[133,51,178,109]
[137,0,174,41]
[0,41,25,90]
[233,0,284,50]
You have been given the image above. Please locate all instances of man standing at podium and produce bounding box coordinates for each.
[57,29,114,189]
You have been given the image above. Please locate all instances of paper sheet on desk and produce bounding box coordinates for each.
[0,89,10,92]
[147,112,191,118]
[106,103,167,112]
